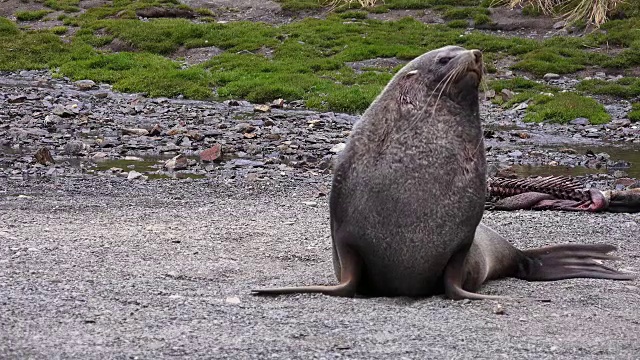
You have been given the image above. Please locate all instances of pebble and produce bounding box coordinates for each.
[75,80,97,90]
[164,154,189,170]
[543,73,560,81]
[127,170,144,180]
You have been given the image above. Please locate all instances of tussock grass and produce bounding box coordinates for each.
[524,92,611,124]
[15,10,52,21]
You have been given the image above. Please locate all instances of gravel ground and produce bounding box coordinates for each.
[1,177,638,359]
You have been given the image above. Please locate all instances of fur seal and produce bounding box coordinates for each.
[253,46,635,299]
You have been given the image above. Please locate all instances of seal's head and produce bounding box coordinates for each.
[393,45,484,108]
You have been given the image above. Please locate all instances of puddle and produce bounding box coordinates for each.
[510,144,640,179]
[93,158,161,172]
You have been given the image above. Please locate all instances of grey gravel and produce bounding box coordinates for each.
[0,177,638,359]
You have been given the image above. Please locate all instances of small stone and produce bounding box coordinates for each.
[186,130,204,141]
[553,20,566,29]
[200,144,222,162]
[235,123,255,133]
[271,98,285,108]
[8,95,27,103]
[92,152,109,161]
[570,117,590,126]
[164,154,189,171]
[512,102,528,111]
[124,156,144,161]
[508,150,523,158]
[543,73,560,81]
[34,147,54,165]
[149,124,163,136]
[225,297,241,304]
[500,89,514,101]
[63,140,88,155]
[127,170,143,180]
[493,304,505,315]
[254,104,271,113]
[625,285,639,291]
[330,143,346,154]
[484,90,496,98]
[122,128,149,136]
[166,127,186,136]
[302,201,317,207]
[74,80,96,90]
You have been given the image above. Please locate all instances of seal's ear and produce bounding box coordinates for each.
[398,70,422,107]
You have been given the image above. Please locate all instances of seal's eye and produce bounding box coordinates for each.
[438,56,452,65]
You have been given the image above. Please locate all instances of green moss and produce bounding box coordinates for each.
[447,19,469,28]
[576,78,640,99]
[15,10,52,21]
[276,0,322,11]
[338,10,369,19]
[473,13,492,25]
[629,103,640,122]
[524,92,611,124]
[0,18,19,35]
[443,7,489,20]
[51,26,68,35]
[44,0,81,12]
[194,7,215,16]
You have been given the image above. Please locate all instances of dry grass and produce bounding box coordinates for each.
[494,0,626,27]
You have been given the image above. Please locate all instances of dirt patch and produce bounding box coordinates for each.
[346,57,407,74]
[0,0,49,18]
[171,46,224,65]
[484,7,558,32]
[179,0,325,24]
[367,8,444,24]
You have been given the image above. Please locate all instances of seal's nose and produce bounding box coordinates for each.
[471,49,482,65]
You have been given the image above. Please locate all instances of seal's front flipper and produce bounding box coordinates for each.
[443,248,511,301]
[518,244,636,281]
[251,246,362,297]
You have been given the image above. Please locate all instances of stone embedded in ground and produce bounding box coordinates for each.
[63,140,88,155]
[500,89,514,101]
[164,154,188,171]
[8,95,26,103]
[570,117,590,126]
[52,104,75,117]
[122,128,150,136]
[34,147,54,165]
[508,150,523,158]
[254,104,271,113]
[127,170,144,180]
[92,152,109,161]
[75,80,96,90]
[271,98,285,108]
[330,143,346,154]
[484,90,496,99]
[186,130,204,141]
[166,127,186,136]
[543,73,560,81]
[235,123,255,133]
[149,124,163,136]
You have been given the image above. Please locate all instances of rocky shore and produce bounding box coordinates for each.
[1,70,639,191]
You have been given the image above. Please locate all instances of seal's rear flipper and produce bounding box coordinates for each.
[518,244,636,281]
[443,249,512,301]
[251,247,362,297]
